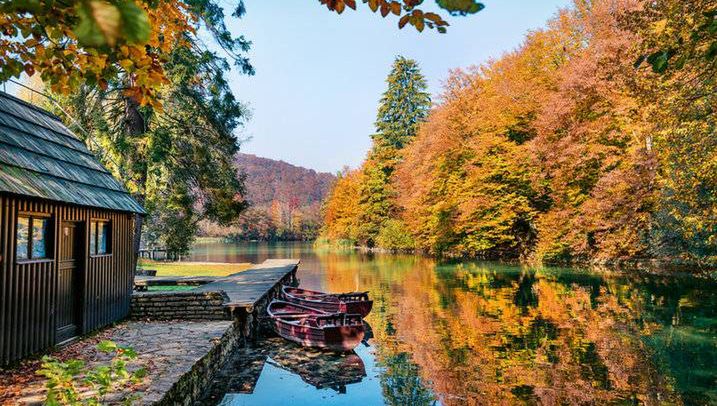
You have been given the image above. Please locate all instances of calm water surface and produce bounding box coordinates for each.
[189,241,717,406]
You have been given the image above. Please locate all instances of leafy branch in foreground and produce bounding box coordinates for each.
[319,0,484,32]
[37,340,147,405]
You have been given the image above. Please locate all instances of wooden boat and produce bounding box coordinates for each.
[282,285,373,318]
[267,300,365,351]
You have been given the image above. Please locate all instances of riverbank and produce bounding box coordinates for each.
[1,259,299,405]
[314,240,717,277]
[0,320,236,405]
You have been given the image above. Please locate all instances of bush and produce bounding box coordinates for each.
[376,220,415,251]
[37,340,146,405]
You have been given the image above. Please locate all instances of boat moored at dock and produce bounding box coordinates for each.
[282,286,373,318]
[267,300,365,351]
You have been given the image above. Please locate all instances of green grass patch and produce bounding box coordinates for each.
[146,285,197,292]
[138,259,252,277]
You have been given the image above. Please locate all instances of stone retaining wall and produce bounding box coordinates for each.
[129,263,299,404]
[155,319,242,406]
[130,291,229,321]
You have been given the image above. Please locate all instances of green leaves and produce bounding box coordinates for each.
[74,0,149,47]
[96,339,118,352]
[38,341,144,404]
[436,0,484,16]
[117,1,150,43]
[646,50,673,73]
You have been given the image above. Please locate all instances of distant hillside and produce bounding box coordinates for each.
[235,153,335,207]
[198,153,336,241]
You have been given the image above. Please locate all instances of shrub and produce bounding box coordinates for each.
[376,220,415,251]
[37,340,147,405]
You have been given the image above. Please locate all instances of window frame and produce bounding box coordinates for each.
[16,211,53,264]
[89,218,113,257]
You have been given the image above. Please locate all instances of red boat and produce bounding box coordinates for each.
[267,300,365,351]
[282,286,373,318]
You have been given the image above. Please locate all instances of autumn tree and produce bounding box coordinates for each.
[628,0,717,262]
[25,1,254,256]
[355,56,430,247]
[321,168,363,244]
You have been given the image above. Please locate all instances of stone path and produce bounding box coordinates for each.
[0,320,232,405]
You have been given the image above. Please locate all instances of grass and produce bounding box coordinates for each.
[138,259,252,277]
[146,285,197,292]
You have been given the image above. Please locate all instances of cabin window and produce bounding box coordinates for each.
[16,215,51,261]
[90,220,112,256]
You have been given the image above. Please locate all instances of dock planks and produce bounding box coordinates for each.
[196,259,300,311]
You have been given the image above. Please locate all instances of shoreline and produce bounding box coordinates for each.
[315,243,717,275]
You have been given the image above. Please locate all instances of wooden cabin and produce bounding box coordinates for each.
[0,91,144,366]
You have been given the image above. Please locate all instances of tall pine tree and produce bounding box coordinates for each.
[356,56,430,247]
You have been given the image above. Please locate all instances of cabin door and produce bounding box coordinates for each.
[56,221,83,343]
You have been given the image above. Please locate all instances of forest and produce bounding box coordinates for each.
[320,0,717,265]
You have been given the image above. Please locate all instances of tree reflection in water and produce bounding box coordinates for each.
[317,251,716,405]
[190,242,717,405]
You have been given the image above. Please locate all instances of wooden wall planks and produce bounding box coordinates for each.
[0,193,136,366]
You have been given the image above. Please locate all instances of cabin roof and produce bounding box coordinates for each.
[0,91,145,214]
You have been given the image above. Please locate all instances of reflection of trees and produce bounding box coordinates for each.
[380,352,436,406]
[317,251,440,404]
[315,251,699,404]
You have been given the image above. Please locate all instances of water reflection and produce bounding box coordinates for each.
[190,242,717,405]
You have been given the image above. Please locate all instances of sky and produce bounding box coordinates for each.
[226,0,572,174]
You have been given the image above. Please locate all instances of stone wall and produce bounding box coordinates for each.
[130,291,229,321]
[155,319,243,406]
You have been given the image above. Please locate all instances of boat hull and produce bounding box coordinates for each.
[272,320,365,352]
[282,286,373,318]
[268,300,365,352]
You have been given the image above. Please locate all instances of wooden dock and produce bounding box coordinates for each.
[196,259,300,312]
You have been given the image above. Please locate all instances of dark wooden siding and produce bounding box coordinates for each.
[0,193,135,366]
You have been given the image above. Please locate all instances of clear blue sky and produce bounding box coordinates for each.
[227,0,572,174]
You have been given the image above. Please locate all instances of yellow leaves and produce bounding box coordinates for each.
[119,58,133,70]
[652,18,668,35]
[88,0,121,46]
[1,0,201,108]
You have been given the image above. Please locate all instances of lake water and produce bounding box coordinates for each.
[189,241,717,406]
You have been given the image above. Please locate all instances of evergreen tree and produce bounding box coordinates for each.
[356,56,430,246]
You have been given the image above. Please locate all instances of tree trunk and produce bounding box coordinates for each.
[124,96,148,274]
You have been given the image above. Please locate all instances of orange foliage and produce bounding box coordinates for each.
[321,168,363,242]
[0,1,194,108]
[359,0,712,263]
